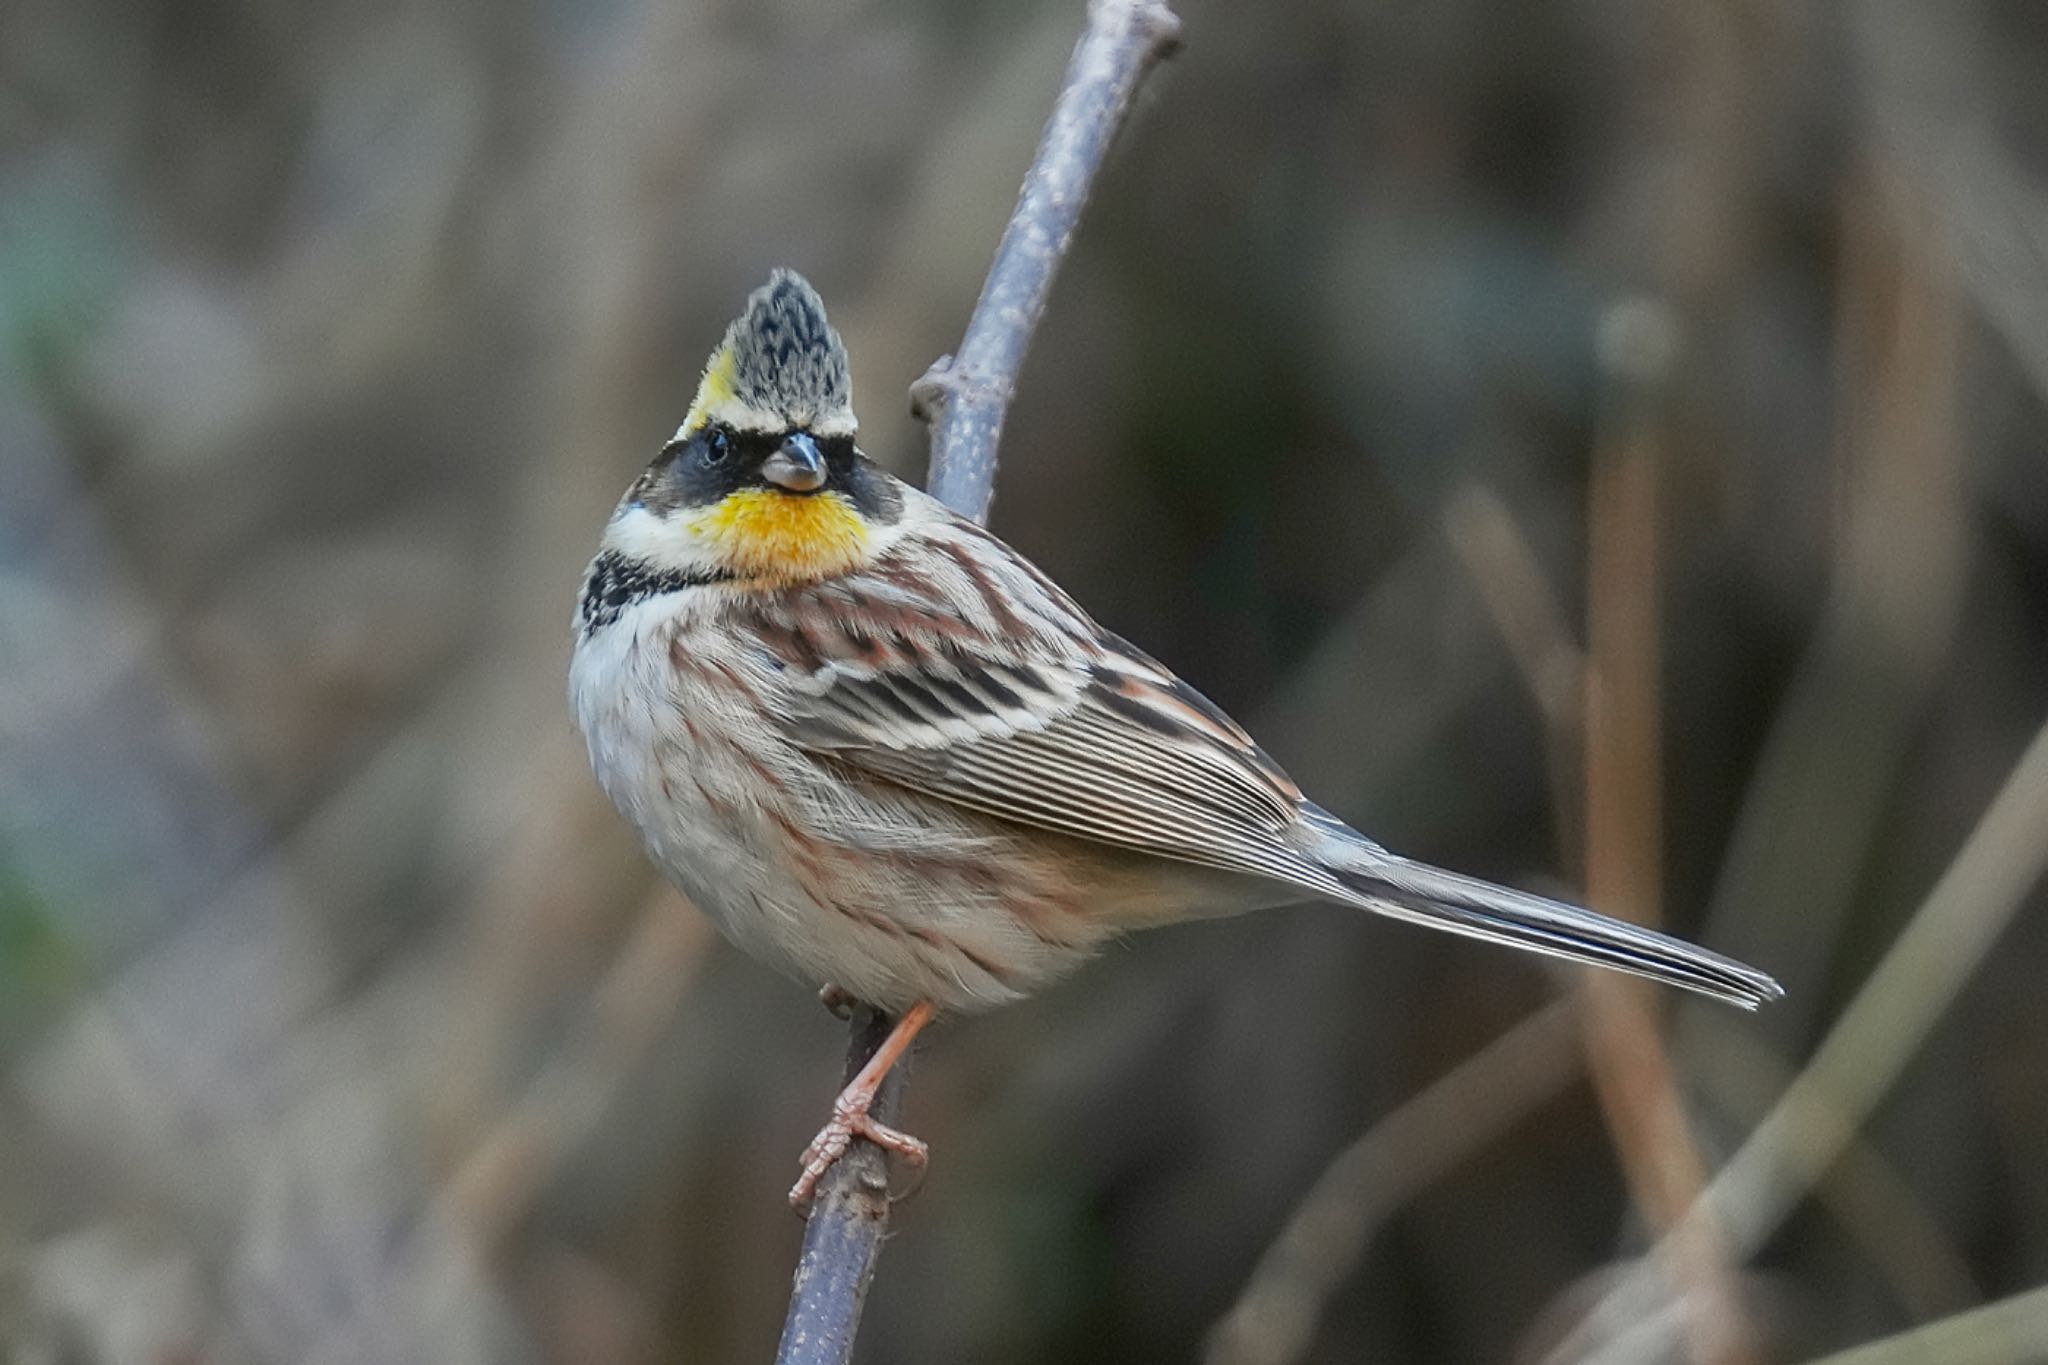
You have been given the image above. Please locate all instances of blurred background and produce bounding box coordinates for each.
[4,0,2048,1360]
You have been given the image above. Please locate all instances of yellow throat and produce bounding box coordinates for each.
[685,487,872,585]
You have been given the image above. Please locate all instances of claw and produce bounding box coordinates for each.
[787,999,938,1213]
[788,1098,929,1208]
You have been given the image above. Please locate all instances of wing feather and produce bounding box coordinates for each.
[750,533,1328,890]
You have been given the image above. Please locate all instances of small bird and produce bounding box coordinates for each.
[570,270,1781,1206]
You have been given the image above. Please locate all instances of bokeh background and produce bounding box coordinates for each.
[5,0,2048,1360]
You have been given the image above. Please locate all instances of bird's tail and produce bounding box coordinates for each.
[1305,812,1782,1010]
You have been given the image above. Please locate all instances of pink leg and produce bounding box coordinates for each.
[789,999,938,1209]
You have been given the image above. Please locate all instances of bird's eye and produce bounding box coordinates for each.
[700,429,733,467]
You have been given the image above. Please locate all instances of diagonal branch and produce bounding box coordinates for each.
[776,4,1181,1363]
[1796,1282,2048,1365]
[912,0,1182,522]
[1203,1001,1582,1365]
[1553,712,2048,1365]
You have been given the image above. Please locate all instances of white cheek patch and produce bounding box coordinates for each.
[603,503,723,575]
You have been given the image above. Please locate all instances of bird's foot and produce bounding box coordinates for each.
[817,983,858,1019]
[788,1087,928,1209]
[788,998,938,1212]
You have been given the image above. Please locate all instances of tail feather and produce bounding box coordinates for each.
[1313,827,1782,1010]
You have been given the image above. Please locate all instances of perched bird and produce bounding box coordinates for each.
[570,270,1781,1205]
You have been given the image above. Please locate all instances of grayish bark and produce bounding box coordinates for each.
[774,2,1182,1361]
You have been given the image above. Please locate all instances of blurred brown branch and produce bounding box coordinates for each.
[1579,299,1755,1365]
[1447,313,1756,1365]
[440,889,713,1250]
[1561,713,2048,1363]
[777,3,1182,1362]
[1202,1000,1581,1365]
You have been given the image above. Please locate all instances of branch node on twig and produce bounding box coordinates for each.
[907,357,956,424]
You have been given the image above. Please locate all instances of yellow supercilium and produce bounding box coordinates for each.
[680,344,740,436]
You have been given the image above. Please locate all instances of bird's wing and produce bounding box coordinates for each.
[748,526,1346,894]
[742,519,1785,1012]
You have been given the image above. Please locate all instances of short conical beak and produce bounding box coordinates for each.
[762,433,827,492]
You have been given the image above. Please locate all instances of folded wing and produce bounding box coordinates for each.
[751,538,1346,898]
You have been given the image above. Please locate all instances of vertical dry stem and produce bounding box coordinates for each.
[1580,319,1754,1365]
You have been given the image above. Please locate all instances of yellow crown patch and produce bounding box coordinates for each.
[686,488,872,585]
[680,344,741,437]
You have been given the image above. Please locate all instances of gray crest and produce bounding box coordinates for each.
[725,270,852,422]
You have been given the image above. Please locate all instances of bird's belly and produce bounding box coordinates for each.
[570,612,1123,1011]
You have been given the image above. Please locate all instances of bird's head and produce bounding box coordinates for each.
[602,270,903,588]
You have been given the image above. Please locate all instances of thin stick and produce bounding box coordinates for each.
[1797,1282,2048,1365]
[776,1006,912,1365]
[776,4,1182,1362]
[442,891,711,1249]
[1450,333,1754,1365]
[1202,1001,1582,1365]
[912,0,1183,522]
[1555,713,2048,1365]
[1451,486,1981,1325]
[1580,299,1755,1365]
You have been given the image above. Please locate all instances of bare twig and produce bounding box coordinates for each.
[1538,169,1963,1365]
[1693,166,1963,1031]
[1797,1282,2048,1365]
[776,1006,915,1365]
[776,3,1181,1361]
[440,889,712,1250]
[1452,468,1977,1337]
[1554,713,2048,1364]
[911,0,1183,521]
[1688,1025,1979,1319]
[1579,298,1755,1365]
[1202,1001,1582,1365]
[1449,318,1754,1365]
